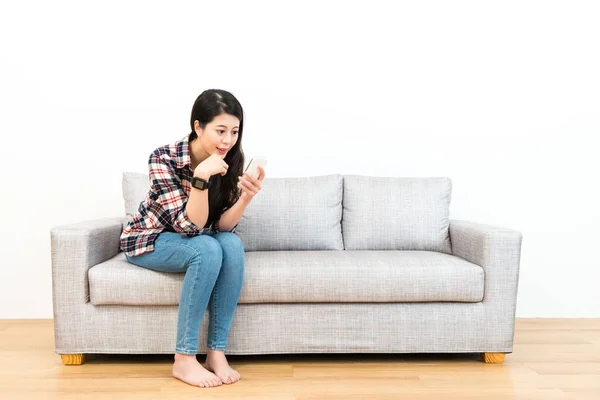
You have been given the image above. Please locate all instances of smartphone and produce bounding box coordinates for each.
[244,157,267,179]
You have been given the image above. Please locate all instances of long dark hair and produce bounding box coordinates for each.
[189,89,245,223]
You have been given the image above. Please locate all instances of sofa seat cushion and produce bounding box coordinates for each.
[89,251,484,305]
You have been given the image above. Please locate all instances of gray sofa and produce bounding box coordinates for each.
[51,174,522,365]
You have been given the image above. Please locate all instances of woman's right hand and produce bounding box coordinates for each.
[194,154,229,178]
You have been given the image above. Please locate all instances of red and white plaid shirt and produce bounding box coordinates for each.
[120,135,227,257]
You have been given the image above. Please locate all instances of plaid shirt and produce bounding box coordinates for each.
[120,135,228,257]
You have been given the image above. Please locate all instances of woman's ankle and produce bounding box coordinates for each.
[174,353,197,362]
[206,349,226,358]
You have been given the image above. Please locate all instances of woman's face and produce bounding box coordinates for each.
[194,113,240,158]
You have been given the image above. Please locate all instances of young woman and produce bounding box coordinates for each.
[120,89,265,388]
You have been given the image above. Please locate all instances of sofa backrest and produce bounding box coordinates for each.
[121,172,345,251]
[342,175,452,254]
[121,172,451,254]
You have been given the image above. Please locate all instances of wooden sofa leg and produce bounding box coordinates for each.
[61,354,85,365]
[480,352,506,364]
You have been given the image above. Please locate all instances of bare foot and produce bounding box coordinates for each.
[204,350,241,384]
[172,353,222,388]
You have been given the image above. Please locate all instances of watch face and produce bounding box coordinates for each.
[192,177,208,190]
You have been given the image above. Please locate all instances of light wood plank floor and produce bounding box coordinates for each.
[0,319,599,399]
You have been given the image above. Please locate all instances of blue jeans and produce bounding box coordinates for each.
[125,231,245,354]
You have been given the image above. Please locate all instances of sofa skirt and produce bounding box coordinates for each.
[54,301,514,355]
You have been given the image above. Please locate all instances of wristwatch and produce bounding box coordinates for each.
[191,176,211,191]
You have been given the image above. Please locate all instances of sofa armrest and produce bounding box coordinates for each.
[51,217,124,308]
[449,219,523,305]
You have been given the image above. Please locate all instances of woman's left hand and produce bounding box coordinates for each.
[238,166,265,202]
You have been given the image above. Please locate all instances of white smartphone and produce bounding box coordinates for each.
[244,156,267,179]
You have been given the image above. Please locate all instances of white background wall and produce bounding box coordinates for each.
[1,0,598,319]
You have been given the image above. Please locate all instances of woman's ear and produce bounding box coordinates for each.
[194,120,203,137]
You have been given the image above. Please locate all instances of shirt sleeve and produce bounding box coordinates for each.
[148,152,202,236]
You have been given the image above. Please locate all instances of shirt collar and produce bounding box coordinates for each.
[174,135,192,170]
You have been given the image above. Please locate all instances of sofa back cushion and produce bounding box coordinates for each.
[122,172,149,229]
[123,172,148,217]
[122,172,344,251]
[342,176,452,253]
[235,175,344,251]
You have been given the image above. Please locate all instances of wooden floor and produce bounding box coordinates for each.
[0,319,599,399]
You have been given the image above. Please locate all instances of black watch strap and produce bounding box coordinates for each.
[191,176,211,191]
